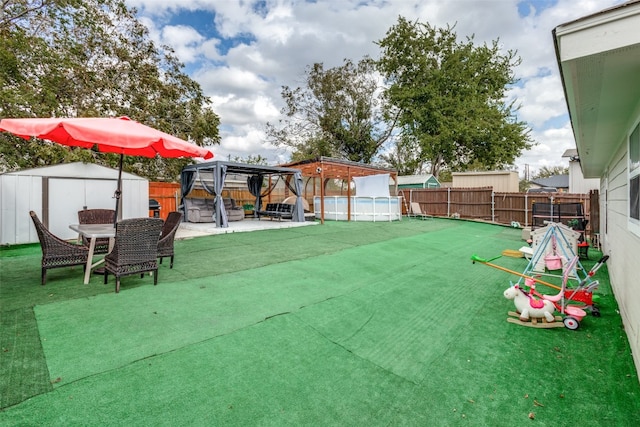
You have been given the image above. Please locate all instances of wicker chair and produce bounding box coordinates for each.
[158,211,183,268]
[29,211,90,286]
[103,218,164,293]
[78,209,116,254]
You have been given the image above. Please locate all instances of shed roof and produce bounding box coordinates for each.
[1,162,145,180]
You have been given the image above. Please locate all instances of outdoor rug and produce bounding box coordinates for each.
[1,219,639,426]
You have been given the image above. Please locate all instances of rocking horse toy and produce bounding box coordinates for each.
[503,284,564,328]
[502,255,608,330]
[472,253,609,329]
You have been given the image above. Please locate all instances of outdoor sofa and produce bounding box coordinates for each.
[185,197,244,223]
[256,203,294,221]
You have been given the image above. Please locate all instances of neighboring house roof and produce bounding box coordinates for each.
[561,149,580,161]
[530,175,569,189]
[397,175,438,185]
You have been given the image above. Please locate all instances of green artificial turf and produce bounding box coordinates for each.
[1,219,639,426]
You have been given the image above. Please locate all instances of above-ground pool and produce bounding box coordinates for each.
[314,196,402,221]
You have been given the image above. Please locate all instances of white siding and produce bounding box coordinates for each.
[0,163,148,245]
[0,174,42,245]
[602,131,640,376]
[569,162,600,193]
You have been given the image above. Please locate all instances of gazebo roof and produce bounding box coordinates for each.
[183,159,301,176]
[281,156,397,181]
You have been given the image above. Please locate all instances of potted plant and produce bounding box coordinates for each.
[243,203,254,215]
[567,219,580,230]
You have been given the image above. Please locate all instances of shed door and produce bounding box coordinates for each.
[48,178,117,240]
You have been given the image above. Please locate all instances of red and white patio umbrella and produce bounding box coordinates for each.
[0,116,214,223]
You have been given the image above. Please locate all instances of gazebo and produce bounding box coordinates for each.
[180,160,305,228]
[281,157,398,223]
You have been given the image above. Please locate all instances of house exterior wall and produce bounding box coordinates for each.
[451,171,518,192]
[569,161,600,193]
[554,0,640,382]
[601,108,640,374]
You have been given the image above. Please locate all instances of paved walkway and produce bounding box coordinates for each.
[176,218,318,239]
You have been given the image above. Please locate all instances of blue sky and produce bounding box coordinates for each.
[127,0,625,175]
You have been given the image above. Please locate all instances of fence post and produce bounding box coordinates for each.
[491,191,495,222]
[447,187,451,217]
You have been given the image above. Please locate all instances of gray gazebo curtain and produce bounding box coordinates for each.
[198,169,216,222]
[198,169,216,195]
[247,174,284,215]
[179,170,197,217]
[247,175,264,214]
[287,172,304,222]
[214,164,228,227]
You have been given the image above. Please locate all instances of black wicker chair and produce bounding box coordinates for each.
[78,209,116,254]
[103,218,164,293]
[158,211,183,268]
[30,211,90,285]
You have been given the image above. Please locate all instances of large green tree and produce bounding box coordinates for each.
[376,17,533,178]
[377,134,426,176]
[0,0,220,180]
[266,58,396,163]
[533,165,568,179]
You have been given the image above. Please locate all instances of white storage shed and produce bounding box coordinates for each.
[1,162,148,245]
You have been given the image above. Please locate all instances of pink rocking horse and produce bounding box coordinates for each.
[503,284,556,323]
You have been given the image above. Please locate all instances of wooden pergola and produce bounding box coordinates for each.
[281,157,398,224]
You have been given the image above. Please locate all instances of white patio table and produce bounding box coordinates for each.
[69,223,115,285]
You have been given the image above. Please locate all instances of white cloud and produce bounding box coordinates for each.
[126,0,626,170]
[161,25,205,63]
[511,73,566,128]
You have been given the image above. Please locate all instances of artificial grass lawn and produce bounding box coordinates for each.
[1,219,639,425]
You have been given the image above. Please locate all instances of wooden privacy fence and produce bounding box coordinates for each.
[148,182,181,220]
[150,182,598,240]
[399,187,596,232]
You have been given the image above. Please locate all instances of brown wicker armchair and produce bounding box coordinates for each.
[158,211,183,268]
[30,211,90,285]
[103,217,164,293]
[78,209,116,254]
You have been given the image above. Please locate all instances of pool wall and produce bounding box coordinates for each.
[314,196,402,221]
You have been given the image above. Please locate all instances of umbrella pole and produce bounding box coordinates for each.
[114,153,123,226]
